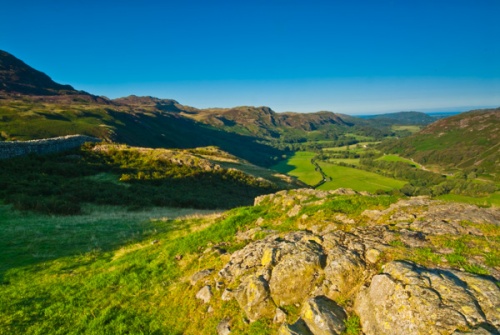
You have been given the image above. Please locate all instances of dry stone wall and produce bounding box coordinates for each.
[0,135,101,159]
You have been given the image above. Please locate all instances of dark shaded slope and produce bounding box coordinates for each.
[106,110,284,167]
[0,50,81,95]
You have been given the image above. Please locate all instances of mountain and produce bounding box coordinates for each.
[379,108,500,178]
[183,106,349,138]
[361,111,436,125]
[0,50,83,95]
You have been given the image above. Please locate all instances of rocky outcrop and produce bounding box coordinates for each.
[234,275,275,321]
[355,261,500,335]
[215,190,500,334]
[301,296,347,335]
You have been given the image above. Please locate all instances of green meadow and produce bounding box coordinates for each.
[272,151,323,185]
[322,142,377,152]
[317,162,407,193]
[436,193,500,207]
[391,125,421,133]
[376,154,422,168]
[0,202,274,335]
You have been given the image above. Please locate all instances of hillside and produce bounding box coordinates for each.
[1,50,441,167]
[1,188,498,334]
[0,93,285,167]
[183,106,349,138]
[379,108,500,179]
[0,50,83,96]
[362,111,436,125]
[0,143,301,214]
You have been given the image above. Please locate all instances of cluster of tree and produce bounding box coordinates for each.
[357,158,497,197]
[351,125,393,139]
[269,137,360,152]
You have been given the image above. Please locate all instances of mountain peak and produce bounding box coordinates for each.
[0,50,79,95]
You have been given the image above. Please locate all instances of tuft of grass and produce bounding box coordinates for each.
[343,315,362,335]
[463,264,490,276]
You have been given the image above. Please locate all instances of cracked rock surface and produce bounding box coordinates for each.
[215,190,500,334]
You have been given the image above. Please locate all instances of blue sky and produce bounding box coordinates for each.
[1,0,499,114]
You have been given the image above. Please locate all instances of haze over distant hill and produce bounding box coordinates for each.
[361,111,437,125]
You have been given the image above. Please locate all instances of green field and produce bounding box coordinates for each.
[391,125,421,133]
[436,193,500,207]
[344,133,374,141]
[326,158,360,166]
[317,162,407,192]
[272,151,322,185]
[323,142,378,152]
[0,201,273,334]
[377,154,422,168]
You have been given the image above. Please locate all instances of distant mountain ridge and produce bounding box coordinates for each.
[2,49,498,174]
[362,111,436,125]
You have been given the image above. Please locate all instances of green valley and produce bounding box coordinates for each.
[1,49,499,335]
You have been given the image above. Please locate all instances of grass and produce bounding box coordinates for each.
[323,142,378,152]
[0,183,497,334]
[391,125,421,133]
[0,203,269,335]
[436,193,500,207]
[325,158,360,166]
[0,144,284,214]
[342,315,362,335]
[376,154,421,168]
[0,203,221,277]
[271,151,323,186]
[317,162,407,193]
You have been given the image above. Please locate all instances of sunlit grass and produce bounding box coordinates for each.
[317,162,406,192]
[272,151,322,185]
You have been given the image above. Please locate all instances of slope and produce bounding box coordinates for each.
[378,108,500,179]
[0,50,83,96]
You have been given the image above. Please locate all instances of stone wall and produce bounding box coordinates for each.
[0,135,101,159]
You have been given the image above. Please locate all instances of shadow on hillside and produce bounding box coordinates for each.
[0,204,206,282]
[106,110,284,168]
[272,161,297,175]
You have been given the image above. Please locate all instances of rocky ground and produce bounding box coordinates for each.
[191,189,500,335]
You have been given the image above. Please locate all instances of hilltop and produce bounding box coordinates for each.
[361,111,437,125]
[182,106,349,138]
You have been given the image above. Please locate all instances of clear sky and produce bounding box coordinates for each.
[1,0,499,114]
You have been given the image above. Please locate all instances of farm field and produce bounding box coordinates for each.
[323,142,378,152]
[392,125,421,133]
[317,162,407,193]
[377,154,422,168]
[271,151,322,185]
[325,158,361,166]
